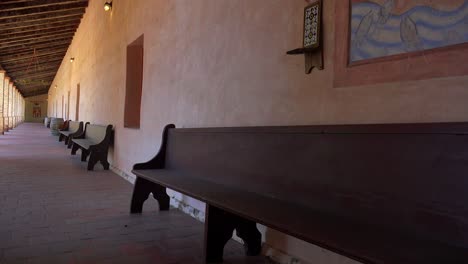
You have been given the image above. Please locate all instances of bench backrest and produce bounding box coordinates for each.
[68,121,82,133]
[84,124,112,145]
[163,123,468,248]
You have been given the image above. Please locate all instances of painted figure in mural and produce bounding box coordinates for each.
[350,0,468,62]
[400,16,421,51]
[377,0,394,24]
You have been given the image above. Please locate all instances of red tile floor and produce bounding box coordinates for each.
[0,123,271,264]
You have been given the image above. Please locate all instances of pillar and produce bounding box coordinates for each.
[8,83,13,130]
[20,96,23,123]
[15,88,19,127]
[0,71,3,135]
[13,88,16,128]
[10,85,14,129]
[3,77,9,132]
[21,96,24,123]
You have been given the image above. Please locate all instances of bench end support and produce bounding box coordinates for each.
[130,177,170,213]
[204,205,262,263]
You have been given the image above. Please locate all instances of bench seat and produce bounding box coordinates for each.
[59,121,84,148]
[133,168,468,264]
[71,123,112,170]
[60,131,73,136]
[72,138,97,150]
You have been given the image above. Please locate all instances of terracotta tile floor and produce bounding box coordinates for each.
[0,123,271,264]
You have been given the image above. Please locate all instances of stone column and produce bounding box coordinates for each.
[13,88,16,128]
[15,89,19,127]
[0,71,4,135]
[19,95,22,124]
[8,85,15,129]
[3,78,9,132]
[21,97,24,123]
[10,85,14,129]
[8,82,13,130]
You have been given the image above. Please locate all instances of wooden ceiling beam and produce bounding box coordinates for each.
[0,8,86,26]
[2,55,66,68]
[12,72,58,81]
[0,0,44,5]
[1,49,68,64]
[16,84,55,92]
[4,63,61,74]
[0,0,89,96]
[15,78,53,87]
[0,3,88,20]
[17,78,53,86]
[0,32,75,48]
[0,43,70,57]
[22,85,51,93]
[24,93,49,98]
[12,72,57,80]
[0,37,72,51]
[0,28,77,42]
[0,21,80,37]
[3,56,64,69]
[20,82,53,89]
[0,17,80,33]
[0,0,88,12]
[22,85,51,91]
[0,13,82,29]
[2,56,64,69]
[23,89,51,98]
[3,57,62,68]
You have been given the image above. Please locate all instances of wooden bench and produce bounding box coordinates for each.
[131,123,468,263]
[59,121,85,148]
[71,123,113,171]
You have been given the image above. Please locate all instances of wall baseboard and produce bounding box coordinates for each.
[111,165,306,264]
[111,165,136,184]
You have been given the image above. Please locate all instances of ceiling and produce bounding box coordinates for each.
[0,0,89,98]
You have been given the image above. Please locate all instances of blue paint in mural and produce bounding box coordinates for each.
[350,1,468,62]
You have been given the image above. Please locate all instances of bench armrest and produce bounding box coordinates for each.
[73,122,90,139]
[133,124,175,170]
[59,120,70,131]
[88,124,113,152]
[69,121,85,138]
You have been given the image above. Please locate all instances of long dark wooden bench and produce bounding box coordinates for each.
[71,123,113,171]
[59,121,85,148]
[131,123,468,263]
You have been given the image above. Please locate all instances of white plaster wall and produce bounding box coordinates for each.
[47,0,468,263]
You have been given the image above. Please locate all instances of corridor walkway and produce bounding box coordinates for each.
[0,123,266,264]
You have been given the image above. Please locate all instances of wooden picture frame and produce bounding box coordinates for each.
[333,1,468,88]
[303,2,321,49]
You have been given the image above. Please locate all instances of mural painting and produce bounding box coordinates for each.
[33,103,41,118]
[350,0,468,63]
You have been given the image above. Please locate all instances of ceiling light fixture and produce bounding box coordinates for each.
[104,2,112,11]
[70,57,75,63]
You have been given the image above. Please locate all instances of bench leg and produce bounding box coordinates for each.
[59,134,64,142]
[130,177,170,213]
[81,149,89,162]
[97,152,110,170]
[204,205,236,263]
[67,138,74,149]
[71,143,79,155]
[236,219,262,256]
[87,151,99,171]
[204,205,262,263]
[64,136,69,145]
